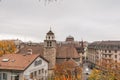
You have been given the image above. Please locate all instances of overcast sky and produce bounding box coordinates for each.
[0,0,120,42]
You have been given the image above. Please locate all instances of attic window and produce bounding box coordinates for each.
[2,59,9,62]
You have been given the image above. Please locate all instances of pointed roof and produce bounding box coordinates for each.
[47,29,54,35]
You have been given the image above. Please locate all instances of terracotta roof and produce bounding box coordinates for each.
[19,44,44,56]
[56,44,80,58]
[0,53,40,71]
[61,59,79,70]
[64,59,78,67]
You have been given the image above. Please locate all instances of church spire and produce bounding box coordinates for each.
[50,26,51,31]
[47,27,54,35]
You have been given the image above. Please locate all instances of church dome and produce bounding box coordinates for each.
[66,35,74,42]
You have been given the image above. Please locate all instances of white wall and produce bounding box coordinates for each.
[0,57,48,80]
[23,57,48,80]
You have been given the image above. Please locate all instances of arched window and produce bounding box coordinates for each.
[47,42,49,46]
[49,36,50,39]
[50,42,52,47]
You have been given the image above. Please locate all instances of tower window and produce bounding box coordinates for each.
[109,50,111,53]
[47,42,49,46]
[49,36,50,39]
[50,42,52,47]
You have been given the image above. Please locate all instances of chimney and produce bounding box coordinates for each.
[27,49,32,55]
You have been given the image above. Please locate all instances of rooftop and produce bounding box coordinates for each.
[0,53,41,71]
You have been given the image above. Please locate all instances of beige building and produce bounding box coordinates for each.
[88,41,120,69]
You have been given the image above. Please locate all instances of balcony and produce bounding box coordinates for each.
[102,52,113,55]
[102,57,112,60]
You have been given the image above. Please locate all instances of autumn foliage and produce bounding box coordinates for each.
[88,59,120,80]
[0,40,16,56]
[54,60,82,80]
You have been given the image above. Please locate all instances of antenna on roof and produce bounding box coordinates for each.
[50,26,51,30]
[81,38,83,42]
[81,38,84,48]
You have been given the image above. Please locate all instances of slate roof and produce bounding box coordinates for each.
[88,41,120,50]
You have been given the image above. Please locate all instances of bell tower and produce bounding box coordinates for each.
[44,29,56,71]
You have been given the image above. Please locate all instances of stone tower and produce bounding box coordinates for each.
[44,29,56,71]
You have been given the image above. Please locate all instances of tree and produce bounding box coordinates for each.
[88,69,101,80]
[88,59,120,80]
[54,60,82,80]
[0,40,16,56]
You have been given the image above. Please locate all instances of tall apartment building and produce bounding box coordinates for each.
[88,41,120,69]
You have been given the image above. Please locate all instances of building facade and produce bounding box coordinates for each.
[0,54,48,80]
[88,41,120,69]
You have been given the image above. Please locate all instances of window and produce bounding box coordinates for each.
[34,71,37,77]
[15,75,19,80]
[0,73,1,80]
[47,42,49,46]
[115,55,117,58]
[50,42,52,47]
[109,55,111,58]
[115,50,117,53]
[34,60,42,66]
[30,73,33,79]
[105,55,107,57]
[45,70,47,74]
[109,50,111,53]
[3,73,7,80]
[42,69,44,73]
[39,70,41,74]
[105,50,107,53]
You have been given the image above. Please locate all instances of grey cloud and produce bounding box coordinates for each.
[0,0,120,42]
